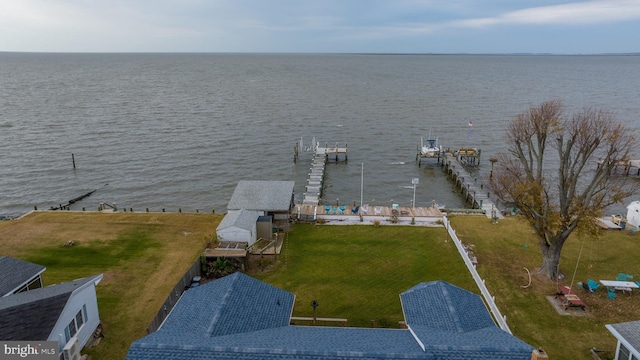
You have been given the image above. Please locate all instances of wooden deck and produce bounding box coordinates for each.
[294,204,443,220]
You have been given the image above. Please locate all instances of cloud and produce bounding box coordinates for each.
[1,0,639,52]
[451,0,640,28]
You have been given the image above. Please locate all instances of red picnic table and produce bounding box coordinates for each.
[555,286,588,310]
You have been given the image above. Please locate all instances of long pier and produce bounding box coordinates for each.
[441,152,504,219]
[301,142,348,207]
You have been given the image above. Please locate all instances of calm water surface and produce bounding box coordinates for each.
[1,53,639,217]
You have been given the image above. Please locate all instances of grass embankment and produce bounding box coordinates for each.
[0,211,221,360]
[449,216,640,360]
[249,224,475,328]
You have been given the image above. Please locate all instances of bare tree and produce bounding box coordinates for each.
[490,99,638,280]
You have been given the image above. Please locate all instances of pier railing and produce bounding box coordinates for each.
[442,216,512,334]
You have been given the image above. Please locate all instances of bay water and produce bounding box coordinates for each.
[1,53,639,218]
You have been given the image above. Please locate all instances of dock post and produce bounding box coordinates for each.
[72,153,76,169]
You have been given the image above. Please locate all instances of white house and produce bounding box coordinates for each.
[216,209,260,246]
[626,201,640,229]
[0,274,103,354]
[606,320,640,360]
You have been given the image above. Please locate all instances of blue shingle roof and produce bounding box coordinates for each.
[160,272,294,338]
[400,281,494,332]
[127,274,534,360]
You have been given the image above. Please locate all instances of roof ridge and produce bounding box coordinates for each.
[204,272,241,337]
[439,282,464,333]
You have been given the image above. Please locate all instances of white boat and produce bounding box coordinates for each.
[420,136,441,158]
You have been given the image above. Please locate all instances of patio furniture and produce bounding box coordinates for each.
[351,205,360,214]
[616,273,633,282]
[324,205,331,214]
[555,286,587,310]
[600,280,638,294]
[608,287,617,300]
[339,205,346,214]
[587,279,601,293]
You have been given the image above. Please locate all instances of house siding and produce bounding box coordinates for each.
[49,282,101,352]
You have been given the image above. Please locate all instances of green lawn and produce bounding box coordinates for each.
[3,212,637,360]
[250,224,476,328]
[449,216,640,360]
[0,211,221,360]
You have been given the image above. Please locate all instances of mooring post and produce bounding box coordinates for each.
[72,153,76,169]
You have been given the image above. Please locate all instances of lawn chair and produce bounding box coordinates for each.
[339,205,346,214]
[616,273,633,282]
[324,205,331,214]
[587,279,600,293]
[607,287,617,300]
[351,205,360,214]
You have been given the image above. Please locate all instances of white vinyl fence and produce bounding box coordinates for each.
[442,216,512,334]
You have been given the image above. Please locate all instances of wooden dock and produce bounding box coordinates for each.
[301,142,347,207]
[604,159,640,176]
[441,152,504,219]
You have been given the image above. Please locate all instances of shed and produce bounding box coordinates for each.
[256,215,273,241]
[626,201,640,228]
[216,209,260,246]
[227,180,295,220]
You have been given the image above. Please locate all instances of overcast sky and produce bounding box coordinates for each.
[1,0,639,54]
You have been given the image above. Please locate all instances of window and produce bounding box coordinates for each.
[619,343,631,360]
[68,320,77,338]
[76,311,84,328]
[64,305,88,344]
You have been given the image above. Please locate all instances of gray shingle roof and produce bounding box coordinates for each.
[127,274,533,360]
[216,209,260,232]
[227,180,294,212]
[0,274,102,341]
[607,320,640,354]
[0,256,46,296]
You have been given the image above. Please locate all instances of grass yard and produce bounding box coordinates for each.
[249,224,476,328]
[0,211,221,360]
[449,216,640,360]
[3,211,639,360]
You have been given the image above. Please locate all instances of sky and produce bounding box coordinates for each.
[1,0,639,54]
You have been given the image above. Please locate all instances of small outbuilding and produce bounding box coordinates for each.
[626,201,640,229]
[216,209,260,246]
[227,180,295,221]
